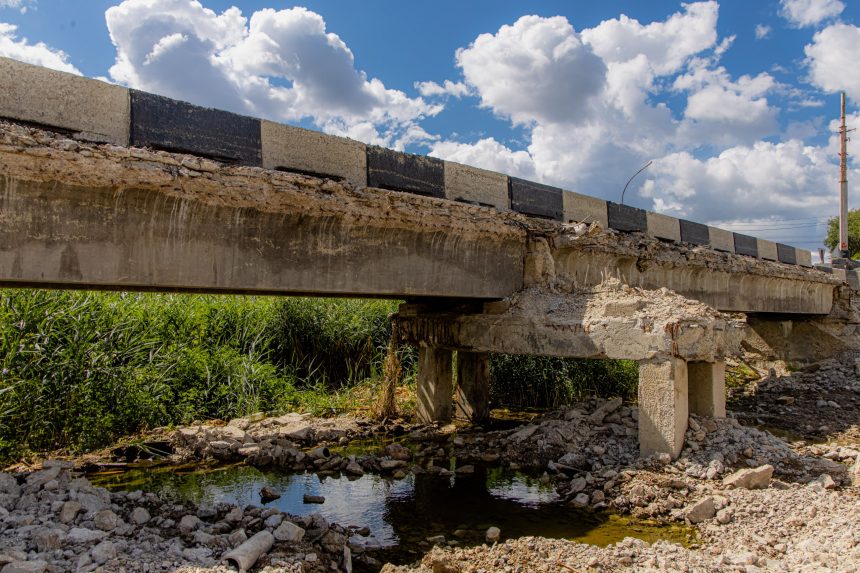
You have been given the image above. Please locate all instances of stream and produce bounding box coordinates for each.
[89,460,694,567]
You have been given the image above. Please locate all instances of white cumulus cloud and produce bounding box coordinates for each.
[641,140,838,222]
[415,80,472,98]
[105,0,440,147]
[0,22,79,73]
[780,0,844,28]
[429,138,536,180]
[454,15,607,126]
[804,23,860,100]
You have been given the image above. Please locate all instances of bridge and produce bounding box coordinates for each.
[0,57,854,459]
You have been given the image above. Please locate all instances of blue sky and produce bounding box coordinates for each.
[1,0,858,257]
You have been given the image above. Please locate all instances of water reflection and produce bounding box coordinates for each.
[90,463,693,565]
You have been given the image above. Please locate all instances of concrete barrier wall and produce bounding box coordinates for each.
[0,56,814,269]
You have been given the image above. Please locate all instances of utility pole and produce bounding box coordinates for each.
[836,91,854,264]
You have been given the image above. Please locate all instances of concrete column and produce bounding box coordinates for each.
[688,361,726,418]
[455,351,490,423]
[416,346,453,423]
[638,358,688,459]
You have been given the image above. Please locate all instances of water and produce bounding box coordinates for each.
[90,462,694,566]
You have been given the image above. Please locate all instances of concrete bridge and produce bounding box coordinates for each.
[0,57,853,458]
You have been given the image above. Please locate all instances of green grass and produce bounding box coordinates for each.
[489,354,639,408]
[0,289,639,462]
[0,289,400,460]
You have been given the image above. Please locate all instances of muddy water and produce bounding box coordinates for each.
[90,462,694,566]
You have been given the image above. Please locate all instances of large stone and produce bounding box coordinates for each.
[93,509,120,531]
[0,473,19,496]
[273,521,305,542]
[32,529,65,552]
[722,465,774,489]
[75,491,110,515]
[589,396,623,423]
[90,541,116,565]
[129,507,151,525]
[58,501,82,524]
[684,496,716,523]
[178,515,202,534]
[25,467,61,491]
[0,561,48,573]
[67,527,107,544]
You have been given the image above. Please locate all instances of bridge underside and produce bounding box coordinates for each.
[0,120,845,459]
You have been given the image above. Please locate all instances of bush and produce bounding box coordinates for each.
[0,290,399,460]
[489,354,638,408]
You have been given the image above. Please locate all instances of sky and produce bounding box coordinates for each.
[1,0,858,258]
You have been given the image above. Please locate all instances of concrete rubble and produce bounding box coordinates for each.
[0,462,355,572]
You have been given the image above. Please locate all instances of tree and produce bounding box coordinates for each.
[824,209,860,259]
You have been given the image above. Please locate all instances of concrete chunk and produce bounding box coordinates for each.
[444,161,509,210]
[684,496,716,523]
[646,212,681,242]
[261,120,366,187]
[562,191,608,228]
[722,465,774,489]
[0,57,129,145]
[757,238,778,261]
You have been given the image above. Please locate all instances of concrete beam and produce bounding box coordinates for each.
[416,347,453,423]
[551,246,834,314]
[0,123,525,299]
[688,361,726,418]
[455,351,491,423]
[638,358,688,459]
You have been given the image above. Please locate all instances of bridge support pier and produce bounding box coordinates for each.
[638,358,688,459]
[455,351,490,423]
[688,361,726,418]
[416,346,453,423]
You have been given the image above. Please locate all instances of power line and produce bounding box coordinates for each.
[724,223,827,231]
